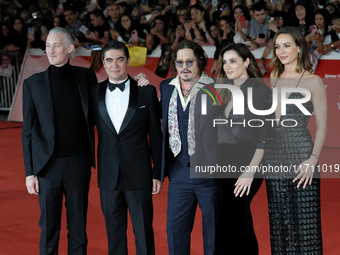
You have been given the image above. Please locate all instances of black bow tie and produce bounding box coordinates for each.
[108,78,128,92]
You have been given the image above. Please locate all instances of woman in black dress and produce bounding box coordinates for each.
[265,26,327,254]
[215,43,271,254]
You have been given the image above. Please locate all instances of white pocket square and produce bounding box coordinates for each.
[139,105,146,108]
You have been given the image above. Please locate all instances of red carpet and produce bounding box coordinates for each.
[0,122,339,254]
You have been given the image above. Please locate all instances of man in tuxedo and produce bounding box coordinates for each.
[91,40,162,255]
[159,40,220,255]
[22,27,97,254]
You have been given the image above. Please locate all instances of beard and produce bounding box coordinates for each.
[182,77,192,82]
[180,69,193,82]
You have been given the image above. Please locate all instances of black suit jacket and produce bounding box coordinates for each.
[22,65,97,177]
[91,76,162,191]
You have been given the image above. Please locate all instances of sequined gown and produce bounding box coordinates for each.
[264,92,323,254]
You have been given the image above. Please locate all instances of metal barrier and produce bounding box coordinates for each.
[0,52,21,111]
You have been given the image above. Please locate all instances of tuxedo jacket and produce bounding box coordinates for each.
[22,65,97,177]
[159,76,218,181]
[91,76,162,191]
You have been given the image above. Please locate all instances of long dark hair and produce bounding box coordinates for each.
[270,26,312,78]
[216,43,262,103]
[154,15,169,37]
[189,4,211,24]
[293,1,313,35]
[314,8,332,37]
[170,39,208,77]
[233,4,251,21]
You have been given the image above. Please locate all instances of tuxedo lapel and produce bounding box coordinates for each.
[119,76,137,135]
[98,79,118,135]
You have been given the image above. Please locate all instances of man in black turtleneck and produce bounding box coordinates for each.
[22,27,97,255]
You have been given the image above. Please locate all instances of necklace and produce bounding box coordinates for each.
[181,84,194,98]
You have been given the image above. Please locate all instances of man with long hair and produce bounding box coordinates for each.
[160,40,219,255]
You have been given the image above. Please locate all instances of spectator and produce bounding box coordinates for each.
[233,4,251,44]
[145,4,164,25]
[0,52,13,107]
[0,52,12,78]
[325,3,340,20]
[27,19,49,50]
[110,13,145,47]
[87,9,111,46]
[171,24,185,50]
[107,3,121,30]
[64,7,85,44]
[318,18,340,54]
[18,8,32,25]
[249,1,270,50]
[176,7,189,28]
[210,24,218,40]
[211,16,235,76]
[184,4,215,46]
[53,15,67,28]
[116,1,133,17]
[170,6,189,47]
[11,17,28,54]
[293,0,313,36]
[146,15,171,53]
[0,23,14,53]
[258,10,291,75]
[270,0,286,13]
[3,2,19,21]
[307,9,332,73]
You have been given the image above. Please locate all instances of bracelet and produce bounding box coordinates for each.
[311,154,319,160]
[204,30,209,34]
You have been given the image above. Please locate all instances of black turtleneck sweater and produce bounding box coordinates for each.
[49,62,89,157]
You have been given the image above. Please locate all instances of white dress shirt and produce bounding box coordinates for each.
[105,77,130,133]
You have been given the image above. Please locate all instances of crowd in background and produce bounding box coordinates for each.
[0,0,339,76]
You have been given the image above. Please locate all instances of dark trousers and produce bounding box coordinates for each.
[38,153,91,255]
[166,183,219,255]
[215,144,263,255]
[215,178,263,255]
[100,176,155,255]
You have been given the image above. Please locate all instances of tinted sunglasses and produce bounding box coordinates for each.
[175,59,196,67]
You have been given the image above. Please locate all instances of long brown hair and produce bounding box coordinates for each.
[216,43,262,103]
[270,26,312,78]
